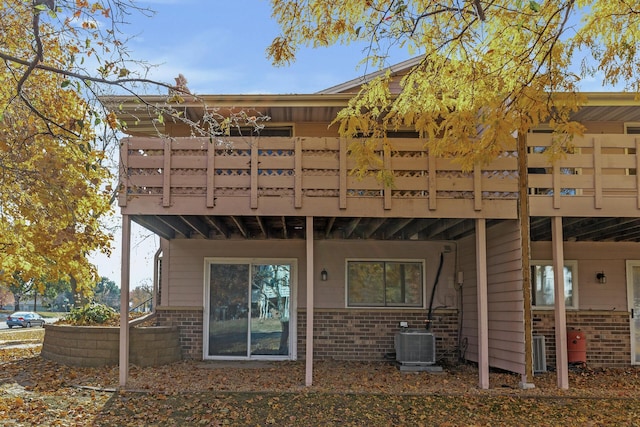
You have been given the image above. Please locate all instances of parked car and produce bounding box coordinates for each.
[6,312,45,328]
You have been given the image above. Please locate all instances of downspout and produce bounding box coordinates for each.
[425,252,444,331]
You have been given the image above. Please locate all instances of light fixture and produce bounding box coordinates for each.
[596,271,607,284]
[320,268,328,281]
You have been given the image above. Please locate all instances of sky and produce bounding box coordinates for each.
[90,0,412,288]
[89,1,617,288]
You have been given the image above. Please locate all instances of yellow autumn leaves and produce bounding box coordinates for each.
[268,0,639,172]
[0,1,113,296]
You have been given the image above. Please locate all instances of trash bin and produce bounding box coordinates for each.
[567,328,586,364]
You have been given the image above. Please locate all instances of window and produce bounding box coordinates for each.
[347,260,424,307]
[531,261,577,309]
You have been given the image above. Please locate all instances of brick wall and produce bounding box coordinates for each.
[156,308,203,360]
[297,309,459,364]
[532,310,631,368]
[156,307,460,364]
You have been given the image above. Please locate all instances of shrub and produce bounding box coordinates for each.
[63,302,118,326]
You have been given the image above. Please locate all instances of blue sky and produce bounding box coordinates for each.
[123,0,409,95]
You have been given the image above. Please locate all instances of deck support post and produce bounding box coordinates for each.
[305,216,314,386]
[119,214,131,388]
[552,216,569,389]
[476,218,490,389]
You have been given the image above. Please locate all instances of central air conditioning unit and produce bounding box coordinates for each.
[395,330,436,365]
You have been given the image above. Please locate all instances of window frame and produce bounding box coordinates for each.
[530,260,578,310]
[345,258,425,309]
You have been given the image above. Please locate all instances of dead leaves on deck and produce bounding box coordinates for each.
[1,342,640,426]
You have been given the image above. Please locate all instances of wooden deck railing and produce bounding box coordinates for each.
[528,133,640,217]
[119,136,519,218]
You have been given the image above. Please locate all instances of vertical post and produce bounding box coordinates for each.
[476,218,489,390]
[305,216,315,386]
[118,138,129,207]
[552,216,569,389]
[119,214,131,388]
[383,144,392,210]
[294,138,302,208]
[428,153,437,210]
[163,139,172,207]
[251,142,259,209]
[339,139,347,210]
[593,138,602,209]
[473,163,482,211]
[206,140,216,208]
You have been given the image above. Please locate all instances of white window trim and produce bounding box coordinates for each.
[531,259,579,310]
[344,258,426,309]
[202,257,297,361]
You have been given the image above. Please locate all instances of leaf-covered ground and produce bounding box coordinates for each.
[1,328,640,426]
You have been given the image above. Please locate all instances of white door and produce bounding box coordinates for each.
[626,261,640,364]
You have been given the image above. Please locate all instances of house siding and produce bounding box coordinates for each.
[530,241,636,311]
[458,220,526,374]
[486,221,526,374]
[533,311,630,368]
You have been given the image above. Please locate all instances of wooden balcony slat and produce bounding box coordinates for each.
[207,142,215,208]
[594,138,603,208]
[295,138,302,208]
[387,157,429,170]
[527,133,638,148]
[163,140,171,207]
[256,157,295,169]
[118,139,129,207]
[127,156,165,168]
[302,176,340,190]
[347,177,383,190]
[251,145,258,208]
[339,139,347,209]
[300,137,340,150]
[301,156,339,169]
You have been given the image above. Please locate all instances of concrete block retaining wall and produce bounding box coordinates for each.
[41,324,182,367]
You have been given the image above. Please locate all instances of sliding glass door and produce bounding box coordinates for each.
[205,259,294,359]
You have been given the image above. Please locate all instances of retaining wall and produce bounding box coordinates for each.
[41,324,182,367]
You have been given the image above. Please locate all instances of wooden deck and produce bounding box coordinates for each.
[119,136,519,219]
[528,133,640,217]
[119,134,640,220]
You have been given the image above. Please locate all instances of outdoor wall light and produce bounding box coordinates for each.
[596,271,607,284]
[320,268,328,281]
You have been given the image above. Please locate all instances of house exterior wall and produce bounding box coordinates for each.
[297,309,459,364]
[458,220,526,375]
[530,241,635,310]
[530,241,636,367]
[486,221,525,375]
[162,238,457,309]
[158,238,460,361]
[458,232,478,363]
[532,311,630,368]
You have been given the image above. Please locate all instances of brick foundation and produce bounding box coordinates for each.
[155,307,460,364]
[156,307,204,360]
[532,310,631,368]
[298,309,459,364]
